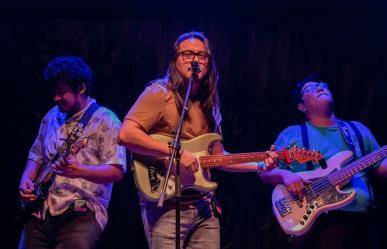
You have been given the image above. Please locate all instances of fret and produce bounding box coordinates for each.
[199,152,283,167]
[328,146,386,186]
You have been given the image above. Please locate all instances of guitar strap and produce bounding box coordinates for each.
[344,121,365,156]
[336,119,375,207]
[46,102,100,185]
[336,119,360,157]
[301,120,366,171]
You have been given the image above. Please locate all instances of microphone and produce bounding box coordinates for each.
[190,61,200,75]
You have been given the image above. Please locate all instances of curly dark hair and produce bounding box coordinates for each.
[43,55,93,95]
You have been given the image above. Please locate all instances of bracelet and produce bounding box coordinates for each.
[257,161,266,175]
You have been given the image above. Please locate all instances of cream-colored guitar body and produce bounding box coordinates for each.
[133,133,325,202]
[132,133,222,202]
[272,151,357,236]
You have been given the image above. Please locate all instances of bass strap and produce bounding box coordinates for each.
[336,118,375,206]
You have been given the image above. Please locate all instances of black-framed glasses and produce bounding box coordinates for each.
[177,50,210,62]
[302,82,328,95]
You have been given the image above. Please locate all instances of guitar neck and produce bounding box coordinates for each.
[199,151,286,168]
[33,165,55,190]
[329,145,387,185]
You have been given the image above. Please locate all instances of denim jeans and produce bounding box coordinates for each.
[142,204,220,249]
[19,208,102,249]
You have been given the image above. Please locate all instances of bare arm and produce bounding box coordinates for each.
[19,160,41,202]
[117,119,198,172]
[52,155,124,184]
[260,168,291,185]
[118,119,171,157]
[80,164,123,183]
[260,168,308,200]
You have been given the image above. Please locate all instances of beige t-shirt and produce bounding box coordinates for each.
[125,82,217,207]
[126,82,211,139]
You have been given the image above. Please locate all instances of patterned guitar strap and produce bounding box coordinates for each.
[45,102,100,187]
[336,118,375,207]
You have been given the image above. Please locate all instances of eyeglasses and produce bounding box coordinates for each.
[301,82,328,95]
[177,50,210,63]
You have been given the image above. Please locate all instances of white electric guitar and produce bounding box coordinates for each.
[272,145,386,236]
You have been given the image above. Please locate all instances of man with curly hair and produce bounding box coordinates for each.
[18,56,126,249]
[260,74,387,249]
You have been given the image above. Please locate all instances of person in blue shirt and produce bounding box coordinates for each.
[260,74,387,249]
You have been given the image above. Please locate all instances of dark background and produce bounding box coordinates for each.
[1,1,387,248]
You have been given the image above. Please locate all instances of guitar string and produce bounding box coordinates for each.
[283,154,383,205]
[279,147,386,206]
[33,140,88,193]
[199,150,319,165]
[305,148,386,197]
[199,152,281,164]
[199,151,319,167]
[195,146,385,207]
[285,152,386,206]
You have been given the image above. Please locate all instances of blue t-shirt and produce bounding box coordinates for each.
[274,121,380,212]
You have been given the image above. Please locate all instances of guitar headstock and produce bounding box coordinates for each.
[286,146,324,164]
[68,137,89,155]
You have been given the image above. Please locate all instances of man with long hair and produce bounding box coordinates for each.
[118,31,278,249]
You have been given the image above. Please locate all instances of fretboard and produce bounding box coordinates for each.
[199,151,286,168]
[329,145,387,185]
[33,165,54,190]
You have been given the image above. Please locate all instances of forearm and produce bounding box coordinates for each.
[21,160,41,182]
[80,164,124,184]
[118,120,170,157]
[259,168,288,185]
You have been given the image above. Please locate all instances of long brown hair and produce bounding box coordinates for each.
[160,31,222,133]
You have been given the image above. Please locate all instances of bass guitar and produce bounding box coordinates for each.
[132,133,324,202]
[272,145,386,236]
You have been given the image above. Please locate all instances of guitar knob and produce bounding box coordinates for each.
[306,209,311,215]
[303,215,308,220]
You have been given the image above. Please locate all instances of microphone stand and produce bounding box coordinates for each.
[157,62,199,249]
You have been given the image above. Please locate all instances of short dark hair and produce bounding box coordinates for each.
[43,56,93,95]
[292,73,321,104]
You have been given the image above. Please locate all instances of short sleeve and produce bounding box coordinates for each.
[97,109,127,173]
[350,121,381,169]
[28,113,50,165]
[124,84,166,133]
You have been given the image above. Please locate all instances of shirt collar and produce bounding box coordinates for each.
[61,97,97,124]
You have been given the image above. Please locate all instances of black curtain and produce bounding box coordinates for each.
[1,2,387,249]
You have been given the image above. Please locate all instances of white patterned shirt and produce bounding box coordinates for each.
[28,97,126,229]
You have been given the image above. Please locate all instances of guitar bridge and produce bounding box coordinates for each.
[275,198,293,217]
